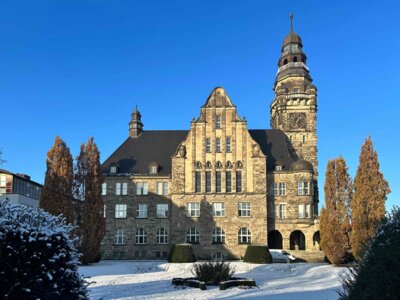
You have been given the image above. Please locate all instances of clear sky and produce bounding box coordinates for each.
[1,0,398,210]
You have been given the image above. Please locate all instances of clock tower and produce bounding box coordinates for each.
[270,14,318,176]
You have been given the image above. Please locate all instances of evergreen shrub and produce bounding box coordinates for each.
[339,207,400,300]
[0,201,88,299]
[243,245,272,264]
[192,261,235,284]
[168,244,196,263]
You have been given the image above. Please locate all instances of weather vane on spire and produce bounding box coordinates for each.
[290,13,294,32]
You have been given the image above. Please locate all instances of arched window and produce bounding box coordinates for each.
[283,59,288,65]
[157,228,168,244]
[293,56,298,62]
[238,228,251,244]
[135,228,147,244]
[212,227,226,244]
[187,228,200,244]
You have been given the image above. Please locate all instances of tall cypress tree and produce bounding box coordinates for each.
[351,137,390,261]
[75,137,105,264]
[320,157,352,264]
[40,136,74,225]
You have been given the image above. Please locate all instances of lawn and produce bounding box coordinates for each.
[80,261,347,299]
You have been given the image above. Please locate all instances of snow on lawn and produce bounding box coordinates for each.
[79,261,347,300]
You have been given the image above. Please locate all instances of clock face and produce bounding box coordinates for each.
[289,113,306,130]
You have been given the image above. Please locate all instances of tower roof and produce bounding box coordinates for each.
[282,13,303,49]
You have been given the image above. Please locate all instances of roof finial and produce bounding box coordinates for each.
[290,13,294,32]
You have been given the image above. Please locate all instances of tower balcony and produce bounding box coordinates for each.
[277,62,309,74]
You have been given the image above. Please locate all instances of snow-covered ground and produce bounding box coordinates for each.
[80,261,347,300]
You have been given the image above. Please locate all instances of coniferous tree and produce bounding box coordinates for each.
[351,137,390,261]
[75,137,105,264]
[320,157,352,264]
[40,136,74,225]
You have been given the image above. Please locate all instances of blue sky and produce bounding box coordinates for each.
[1,1,398,210]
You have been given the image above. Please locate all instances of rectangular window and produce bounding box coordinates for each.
[186,202,200,217]
[205,138,211,153]
[216,172,221,193]
[298,182,304,195]
[122,182,128,195]
[303,135,306,143]
[116,183,121,195]
[305,204,311,218]
[156,204,168,218]
[275,204,279,218]
[143,182,148,195]
[101,183,107,195]
[157,182,163,195]
[298,181,311,195]
[103,204,106,218]
[137,204,148,218]
[298,204,305,218]
[273,183,279,196]
[163,182,168,195]
[304,182,309,195]
[195,172,201,193]
[226,171,232,193]
[205,171,211,193]
[236,171,242,193]
[0,175,6,187]
[115,204,127,218]
[226,137,231,152]
[216,138,221,152]
[216,115,221,129]
[114,229,125,244]
[238,202,251,217]
[279,183,286,195]
[279,204,286,219]
[136,183,142,195]
[212,202,225,217]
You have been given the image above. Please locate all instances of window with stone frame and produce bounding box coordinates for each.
[136,204,148,218]
[216,115,221,129]
[212,202,225,217]
[216,172,222,193]
[238,228,251,244]
[238,202,251,217]
[195,172,201,193]
[186,227,200,244]
[122,182,128,195]
[236,171,242,192]
[275,203,286,219]
[298,204,311,218]
[225,171,232,193]
[136,182,149,195]
[156,203,168,218]
[156,227,168,244]
[163,182,168,195]
[135,228,147,244]
[186,202,200,217]
[205,138,211,153]
[157,182,163,195]
[116,182,121,195]
[114,228,125,244]
[212,227,226,244]
[226,137,231,152]
[101,183,107,195]
[297,181,312,195]
[216,138,221,152]
[205,171,211,193]
[115,204,127,218]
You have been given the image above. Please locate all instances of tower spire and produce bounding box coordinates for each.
[129,105,143,138]
[290,13,294,32]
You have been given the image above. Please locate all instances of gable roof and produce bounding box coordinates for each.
[102,129,295,175]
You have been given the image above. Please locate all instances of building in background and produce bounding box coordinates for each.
[100,16,322,260]
[0,169,42,208]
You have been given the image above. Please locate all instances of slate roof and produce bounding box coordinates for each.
[102,129,295,175]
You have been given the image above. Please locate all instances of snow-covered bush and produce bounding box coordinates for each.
[0,201,88,299]
[338,206,400,300]
[192,261,235,284]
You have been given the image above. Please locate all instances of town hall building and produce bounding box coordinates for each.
[101,16,321,260]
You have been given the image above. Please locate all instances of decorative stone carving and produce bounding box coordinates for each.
[195,161,202,169]
[177,145,186,158]
[206,161,212,169]
[226,161,232,169]
[252,144,260,157]
[216,161,222,169]
[236,161,243,169]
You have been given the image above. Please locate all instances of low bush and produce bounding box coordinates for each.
[243,244,272,264]
[0,201,88,299]
[192,261,235,284]
[168,244,196,263]
[338,207,400,300]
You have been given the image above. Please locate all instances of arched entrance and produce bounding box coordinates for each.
[290,230,306,250]
[268,230,283,249]
[313,231,321,250]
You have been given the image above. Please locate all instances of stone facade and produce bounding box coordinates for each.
[101,19,322,261]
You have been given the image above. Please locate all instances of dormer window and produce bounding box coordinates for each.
[276,165,283,171]
[110,165,117,174]
[149,162,159,175]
